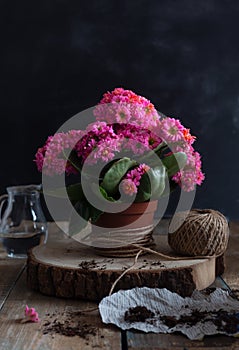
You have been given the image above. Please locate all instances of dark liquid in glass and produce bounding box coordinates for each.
[2,231,45,257]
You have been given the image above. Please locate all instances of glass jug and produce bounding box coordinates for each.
[0,185,48,258]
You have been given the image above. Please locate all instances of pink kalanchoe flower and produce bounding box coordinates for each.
[121,179,138,196]
[21,305,40,323]
[160,117,184,142]
[138,163,150,173]
[173,166,204,193]
[114,104,132,123]
[182,128,196,145]
[92,138,120,163]
[126,169,141,186]
[196,171,205,185]
[122,163,150,195]
[34,130,83,176]
[180,170,197,192]
[94,87,161,130]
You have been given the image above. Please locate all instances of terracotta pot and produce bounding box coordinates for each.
[95,200,158,228]
[92,200,158,257]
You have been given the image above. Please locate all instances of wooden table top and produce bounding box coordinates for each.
[0,221,239,350]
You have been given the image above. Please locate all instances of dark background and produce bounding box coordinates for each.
[1,0,239,219]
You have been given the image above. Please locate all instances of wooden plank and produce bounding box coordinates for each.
[0,246,26,310]
[0,269,121,350]
[126,277,239,349]
[224,222,239,298]
[0,220,237,350]
[127,332,239,350]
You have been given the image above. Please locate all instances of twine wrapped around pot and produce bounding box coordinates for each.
[92,227,155,257]
[89,200,158,258]
[168,209,229,256]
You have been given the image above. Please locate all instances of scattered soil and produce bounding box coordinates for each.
[42,310,97,339]
[150,261,165,267]
[161,309,239,334]
[160,310,208,328]
[78,258,165,271]
[213,310,239,334]
[231,289,239,299]
[78,260,99,270]
[124,306,239,335]
[77,259,112,270]
[124,306,155,323]
[138,260,165,270]
[201,287,216,295]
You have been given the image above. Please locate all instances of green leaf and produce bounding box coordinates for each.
[90,207,103,223]
[134,165,166,202]
[162,152,187,177]
[99,186,116,202]
[68,198,103,235]
[139,142,167,164]
[66,183,84,201]
[135,172,151,202]
[62,149,82,172]
[148,165,166,198]
[74,199,91,221]
[90,183,116,203]
[154,142,168,155]
[68,198,90,235]
[43,187,68,199]
[101,157,137,195]
[43,183,83,201]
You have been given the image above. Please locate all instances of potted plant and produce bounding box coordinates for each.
[35,88,204,256]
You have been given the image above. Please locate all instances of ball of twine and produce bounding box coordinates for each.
[168,209,229,256]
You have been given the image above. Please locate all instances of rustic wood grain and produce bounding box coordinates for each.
[0,269,121,350]
[27,224,217,300]
[127,331,239,350]
[224,222,239,298]
[126,277,239,350]
[0,220,238,350]
[0,246,26,310]
[126,222,239,350]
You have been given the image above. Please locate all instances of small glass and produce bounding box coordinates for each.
[0,184,48,258]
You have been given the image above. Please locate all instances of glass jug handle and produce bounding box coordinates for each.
[0,194,8,222]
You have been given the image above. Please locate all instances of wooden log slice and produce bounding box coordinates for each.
[27,223,218,301]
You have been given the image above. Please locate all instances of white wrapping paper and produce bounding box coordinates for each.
[99,287,239,340]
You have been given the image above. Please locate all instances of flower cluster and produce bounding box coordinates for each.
[36,122,162,170]
[158,118,204,191]
[94,87,203,192]
[35,87,204,195]
[121,164,150,196]
[94,87,159,129]
[35,130,83,176]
